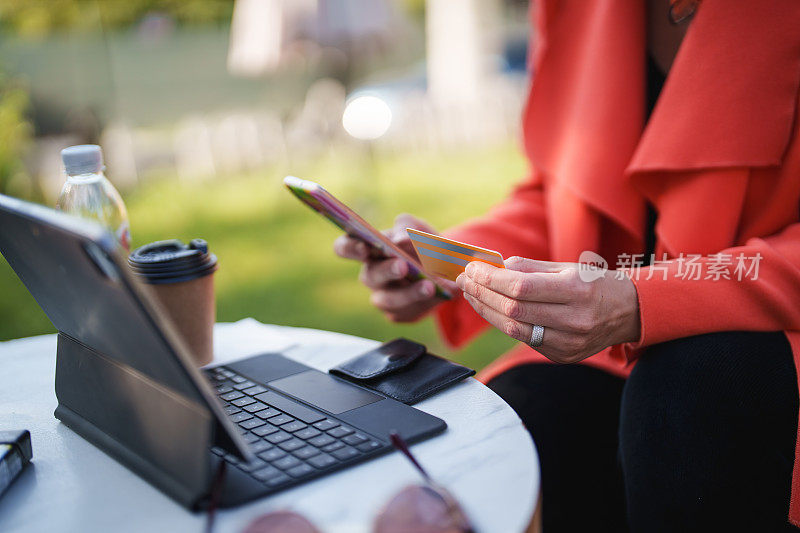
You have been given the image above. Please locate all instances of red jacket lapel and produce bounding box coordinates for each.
[628,0,800,173]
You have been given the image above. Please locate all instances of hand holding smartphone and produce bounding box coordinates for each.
[283,176,453,298]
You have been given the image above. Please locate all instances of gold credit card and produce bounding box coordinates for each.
[406,228,505,282]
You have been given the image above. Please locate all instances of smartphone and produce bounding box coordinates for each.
[283,176,452,298]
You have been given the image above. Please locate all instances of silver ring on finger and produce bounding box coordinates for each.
[529,324,545,347]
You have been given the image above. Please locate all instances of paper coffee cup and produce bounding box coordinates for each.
[128,239,218,367]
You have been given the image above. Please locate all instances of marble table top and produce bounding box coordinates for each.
[0,319,539,533]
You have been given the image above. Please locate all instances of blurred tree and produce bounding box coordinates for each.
[0,72,34,198]
[0,0,234,39]
[400,0,426,22]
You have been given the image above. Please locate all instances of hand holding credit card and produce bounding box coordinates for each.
[406,229,505,282]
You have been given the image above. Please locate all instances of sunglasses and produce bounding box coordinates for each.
[209,431,474,533]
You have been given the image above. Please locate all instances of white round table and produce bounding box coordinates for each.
[0,319,539,533]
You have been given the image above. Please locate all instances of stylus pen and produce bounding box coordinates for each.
[389,431,431,483]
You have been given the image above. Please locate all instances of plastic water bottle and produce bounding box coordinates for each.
[56,144,131,251]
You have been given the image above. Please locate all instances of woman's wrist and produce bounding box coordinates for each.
[610,271,642,345]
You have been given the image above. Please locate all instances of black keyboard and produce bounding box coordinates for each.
[206,366,387,489]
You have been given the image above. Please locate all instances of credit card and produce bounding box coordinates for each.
[406,228,505,282]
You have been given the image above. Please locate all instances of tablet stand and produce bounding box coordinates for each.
[53,333,215,509]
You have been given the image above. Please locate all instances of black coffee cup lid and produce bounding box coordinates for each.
[128,239,217,285]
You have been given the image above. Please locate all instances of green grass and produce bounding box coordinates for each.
[0,143,525,370]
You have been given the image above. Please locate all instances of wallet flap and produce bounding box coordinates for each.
[331,338,426,380]
[330,339,476,404]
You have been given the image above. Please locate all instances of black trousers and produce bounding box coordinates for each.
[486,331,799,532]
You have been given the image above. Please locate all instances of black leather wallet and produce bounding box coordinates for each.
[329,338,476,404]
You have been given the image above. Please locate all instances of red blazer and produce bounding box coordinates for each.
[435,0,800,524]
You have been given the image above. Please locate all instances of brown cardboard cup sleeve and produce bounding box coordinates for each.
[128,239,217,367]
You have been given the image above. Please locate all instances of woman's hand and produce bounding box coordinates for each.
[333,214,456,322]
[456,256,641,364]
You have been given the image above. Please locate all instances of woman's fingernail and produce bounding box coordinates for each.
[356,242,367,257]
[392,261,405,277]
[455,273,465,288]
[420,281,434,297]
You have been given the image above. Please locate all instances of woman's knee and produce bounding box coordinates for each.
[488,363,628,532]
[619,331,797,530]
[621,331,795,428]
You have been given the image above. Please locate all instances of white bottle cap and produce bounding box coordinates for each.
[61,144,105,176]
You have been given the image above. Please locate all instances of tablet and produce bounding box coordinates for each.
[283,176,452,298]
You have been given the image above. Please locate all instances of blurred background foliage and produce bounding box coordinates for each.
[0,0,530,370]
[0,0,234,38]
[0,72,33,198]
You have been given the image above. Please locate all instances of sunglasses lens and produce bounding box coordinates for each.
[374,485,470,533]
[243,510,320,533]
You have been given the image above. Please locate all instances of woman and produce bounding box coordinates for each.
[335,0,800,530]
